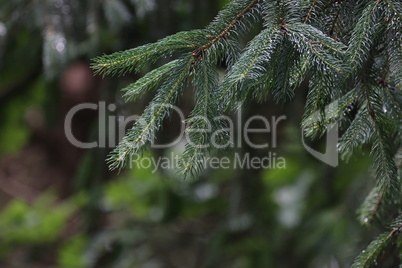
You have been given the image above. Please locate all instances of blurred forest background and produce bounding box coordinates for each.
[0,0,385,267]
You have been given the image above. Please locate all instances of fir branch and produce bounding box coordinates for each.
[287,22,348,73]
[269,39,305,103]
[292,21,350,131]
[302,88,358,137]
[260,0,280,25]
[338,83,399,223]
[380,85,402,139]
[364,85,399,198]
[90,1,402,265]
[271,0,300,24]
[386,25,402,92]
[390,215,402,230]
[250,74,274,102]
[198,0,260,54]
[304,0,318,24]
[338,108,373,161]
[329,7,341,36]
[347,1,383,71]
[92,30,207,76]
[351,232,396,268]
[288,55,311,91]
[178,60,221,178]
[358,186,385,225]
[385,0,402,21]
[302,74,335,135]
[122,60,178,102]
[191,0,261,66]
[271,45,295,103]
[107,56,193,170]
[389,48,402,92]
[369,115,399,195]
[224,38,243,69]
[218,26,282,109]
[301,0,347,31]
[207,0,261,37]
[352,218,402,268]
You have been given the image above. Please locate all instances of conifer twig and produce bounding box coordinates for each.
[372,191,384,219]
[329,8,341,36]
[304,0,317,24]
[389,224,402,237]
[194,0,260,57]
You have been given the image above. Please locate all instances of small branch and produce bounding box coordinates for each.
[305,0,346,25]
[389,224,402,237]
[194,0,260,56]
[363,82,377,121]
[323,0,346,11]
[329,8,341,36]
[377,54,390,88]
[304,0,317,24]
[372,191,384,219]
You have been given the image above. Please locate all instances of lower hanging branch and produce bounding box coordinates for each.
[352,217,402,268]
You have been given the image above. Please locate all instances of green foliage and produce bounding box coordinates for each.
[107,56,194,170]
[93,0,402,266]
[58,236,87,268]
[347,0,384,72]
[0,78,46,155]
[179,60,223,178]
[92,30,207,76]
[302,89,359,138]
[104,154,167,219]
[0,194,75,246]
[352,216,402,268]
[122,60,179,102]
[220,25,282,107]
[352,233,394,268]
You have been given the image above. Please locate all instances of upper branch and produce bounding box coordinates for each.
[193,0,260,58]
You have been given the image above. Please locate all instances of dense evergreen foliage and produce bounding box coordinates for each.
[0,0,401,267]
[94,0,402,266]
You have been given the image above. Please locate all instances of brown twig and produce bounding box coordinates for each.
[193,0,260,57]
[304,0,317,24]
[372,191,384,220]
[389,224,402,237]
[329,8,341,36]
[363,80,377,120]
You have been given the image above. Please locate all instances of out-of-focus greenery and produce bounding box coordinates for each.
[0,144,375,267]
[0,0,397,267]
